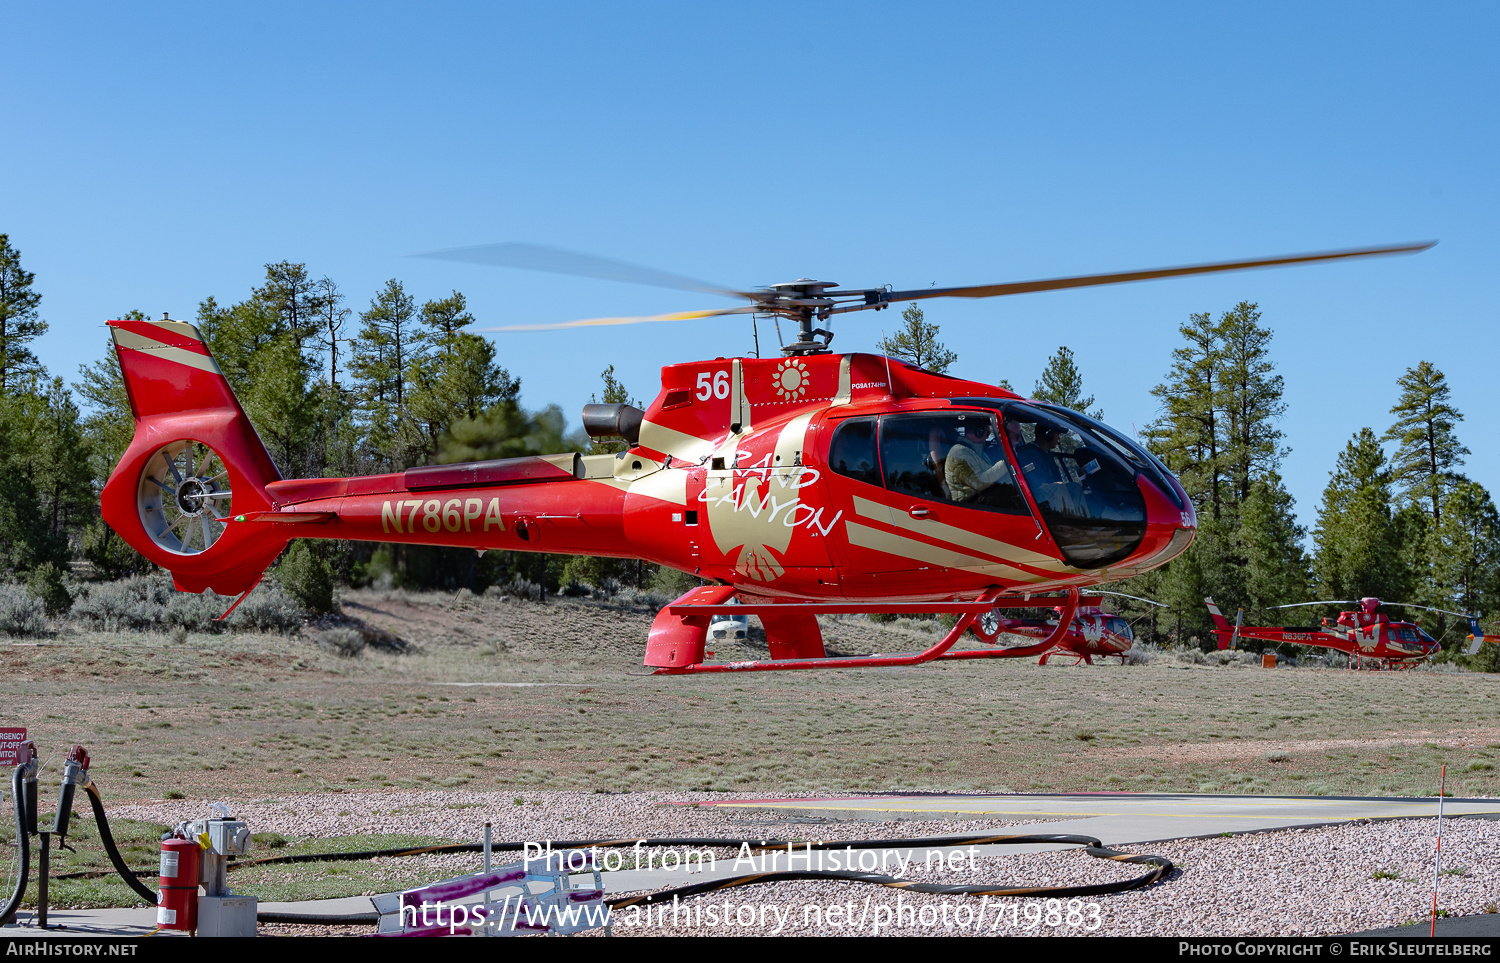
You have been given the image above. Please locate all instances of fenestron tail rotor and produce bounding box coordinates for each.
[419,240,1436,356]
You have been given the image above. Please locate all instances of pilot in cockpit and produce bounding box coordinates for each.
[1013,422,1068,485]
[945,417,1014,503]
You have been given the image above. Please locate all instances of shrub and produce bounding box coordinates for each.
[315,628,366,657]
[25,562,72,617]
[72,576,177,631]
[648,566,699,597]
[72,576,305,634]
[1471,642,1500,674]
[0,583,46,637]
[278,542,336,615]
[225,582,303,633]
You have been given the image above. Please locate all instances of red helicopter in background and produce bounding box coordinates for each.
[98,240,1430,676]
[1204,597,1474,669]
[965,591,1165,665]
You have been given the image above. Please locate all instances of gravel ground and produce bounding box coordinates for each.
[111,791,1499,937]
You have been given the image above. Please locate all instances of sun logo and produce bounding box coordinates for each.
[773,359,809,401]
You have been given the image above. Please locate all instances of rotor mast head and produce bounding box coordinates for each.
[762,279,842,356]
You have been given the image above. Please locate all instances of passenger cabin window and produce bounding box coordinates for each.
[827,417,881,487]
[878,412,1030,515]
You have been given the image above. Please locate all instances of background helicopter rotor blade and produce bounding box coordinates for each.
[409,242,756,300]
[1382,601,1478,620]
[480,304,760,332]
[1094,590,1169,608]
[1271,600,1357,609]
[879,242,1436,305]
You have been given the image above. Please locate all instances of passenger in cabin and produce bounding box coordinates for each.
[945,416,1014,503]
[926,425,953,499]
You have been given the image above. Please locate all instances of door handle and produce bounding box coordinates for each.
[908,507,932,519]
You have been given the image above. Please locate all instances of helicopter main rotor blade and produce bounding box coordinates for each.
[409,242,755,300]
[480,304,760,332]
[1271,600,1358,609]
[880,242,1436,305]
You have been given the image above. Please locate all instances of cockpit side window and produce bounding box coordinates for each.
[878,412,1031,515]
[827,417,882,487]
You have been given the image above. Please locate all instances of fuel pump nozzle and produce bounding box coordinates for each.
[51,745,92,849]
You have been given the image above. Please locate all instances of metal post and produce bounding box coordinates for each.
[482,822,492,936]
[1431,765,1447,937]
[36,833,49,930]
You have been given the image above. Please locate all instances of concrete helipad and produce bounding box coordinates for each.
[5,792,1497,938]
[683,791,1500,851]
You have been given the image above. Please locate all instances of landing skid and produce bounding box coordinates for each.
[654,588,1090,675]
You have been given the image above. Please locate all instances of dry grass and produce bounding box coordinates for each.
[3,587,1498,802]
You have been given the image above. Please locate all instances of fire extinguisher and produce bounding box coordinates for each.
[158,835,200,932]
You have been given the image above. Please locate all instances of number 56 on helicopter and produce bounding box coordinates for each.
[99,241,1431,675]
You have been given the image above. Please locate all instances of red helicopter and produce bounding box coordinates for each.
[99,242,1429,675]
[1204,597,1463,669]
[964,591,1165,665]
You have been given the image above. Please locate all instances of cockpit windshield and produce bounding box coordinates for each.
[1000,403,1147,568]
[1034,404,1185,511]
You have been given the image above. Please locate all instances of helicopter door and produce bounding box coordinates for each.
[876,410,1062,595]
[822,410,1066,597]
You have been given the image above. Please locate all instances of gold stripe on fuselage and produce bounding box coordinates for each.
[844,521,1049,583]
[852,495,1071,574]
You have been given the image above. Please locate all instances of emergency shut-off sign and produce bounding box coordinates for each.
[0,728,27,767]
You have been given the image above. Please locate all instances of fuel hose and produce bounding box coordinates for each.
[0,764,30,922]
[84,783,157,906]
[56,831,1175,926]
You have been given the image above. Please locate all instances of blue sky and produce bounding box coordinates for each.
[5,2,1495,535]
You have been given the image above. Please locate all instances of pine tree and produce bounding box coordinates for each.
[1217,302,1287,505]
[1313,428,1409,603]
[0,393,67,574]
[878,304,957,374]
[407,292,519,465]
[1031,346,1102,418]
[313,277,350,391]
[1137,304,1293,642]
[1430,479,1499,620]
[1148,311,1225,519]
[0,235,47,396]
[351,280,421,470]
[1383,361,1467,526]
[254,262,326,355]
[7,379,96,547]
[77,310,144,487]
[1238,473,1311,622]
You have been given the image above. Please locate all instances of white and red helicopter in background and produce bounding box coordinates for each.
[99,241,1430,675]
[1205,597,1489,669]
[965,591,1165,665]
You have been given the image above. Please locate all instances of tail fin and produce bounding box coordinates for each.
[1204,598,1235,650]
[1467,616,1494,656]
[100,318,290,595]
